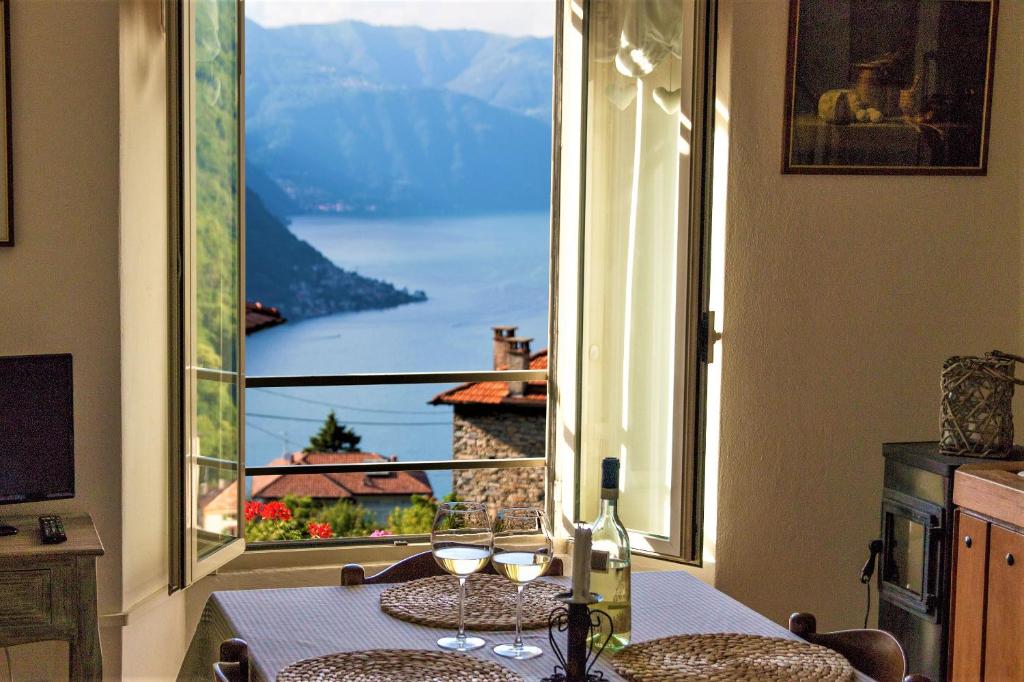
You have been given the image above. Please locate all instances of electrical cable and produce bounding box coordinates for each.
[245,412,449,426]
[863,580,872,630]
[250,388,439,415]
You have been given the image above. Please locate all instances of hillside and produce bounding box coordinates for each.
[244,19,553,216]
[246,188,426,318]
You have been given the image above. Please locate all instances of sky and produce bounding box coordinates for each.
[246,0,556,37]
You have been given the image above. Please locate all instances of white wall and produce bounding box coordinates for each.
[714,0,1024,631]
[0,1,124,677]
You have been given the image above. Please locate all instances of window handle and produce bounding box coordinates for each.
[702,311,722,364]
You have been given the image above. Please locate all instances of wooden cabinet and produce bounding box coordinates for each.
[950,511,988,681]
[949,465,1024,681]
[982,525,1024,681]
[0,515,103,680]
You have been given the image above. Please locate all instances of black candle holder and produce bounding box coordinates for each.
[540,592,613,682]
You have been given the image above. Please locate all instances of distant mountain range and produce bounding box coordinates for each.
[244,19,553,216]
[246,188,426,319]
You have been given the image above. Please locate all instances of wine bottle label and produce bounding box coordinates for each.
[591,549,610,571]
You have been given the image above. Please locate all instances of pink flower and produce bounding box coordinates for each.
[370,529,394,537]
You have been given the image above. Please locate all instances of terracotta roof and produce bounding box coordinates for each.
[430,350,547,408]
[251,451,433,501]
[246,301,286,335]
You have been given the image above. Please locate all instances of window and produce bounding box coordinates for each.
[173,0,717,583]
[553,0,716,562]
[173,0,246,587]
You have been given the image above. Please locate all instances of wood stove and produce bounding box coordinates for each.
[876,442,1019,681]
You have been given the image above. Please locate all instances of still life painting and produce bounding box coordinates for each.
[782,0,999,175]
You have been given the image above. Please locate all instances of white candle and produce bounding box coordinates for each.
[572,524,592,601]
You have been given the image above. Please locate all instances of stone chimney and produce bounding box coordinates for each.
[506,336,532,397]
[492,325,517,370]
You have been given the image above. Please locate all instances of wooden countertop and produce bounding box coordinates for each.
[954,463,1024,529]
[0,513,103,558]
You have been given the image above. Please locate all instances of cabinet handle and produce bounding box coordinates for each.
[1007,553,1015,567]
[964,535,973,548]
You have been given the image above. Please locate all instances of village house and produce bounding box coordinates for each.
[250,451,433,523]
[430,326,547,511]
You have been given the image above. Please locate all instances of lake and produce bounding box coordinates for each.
[245,211,551,498]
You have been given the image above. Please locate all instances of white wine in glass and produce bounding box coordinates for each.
[491,507,553,660]
[431,502,493,651]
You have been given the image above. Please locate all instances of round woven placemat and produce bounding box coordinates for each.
[379,574,562,631]
[276,649,523,682]
[612,634,856,681]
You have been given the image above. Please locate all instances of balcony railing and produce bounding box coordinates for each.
[240,368,549,548]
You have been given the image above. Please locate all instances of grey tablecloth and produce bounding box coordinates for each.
[179,571,871,681]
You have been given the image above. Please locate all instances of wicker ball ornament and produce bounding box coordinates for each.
[611,634,856,682]
[940,352,1024,457]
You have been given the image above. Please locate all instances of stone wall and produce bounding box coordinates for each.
[451,407,545,512]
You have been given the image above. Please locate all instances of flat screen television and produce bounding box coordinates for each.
[0,353,75,504]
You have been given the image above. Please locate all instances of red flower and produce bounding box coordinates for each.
[307,522,332,539]
[244,501,263,522]
[260,500,292,521]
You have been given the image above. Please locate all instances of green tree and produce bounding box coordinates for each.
[305,410,362,452]
[386,493,459,535]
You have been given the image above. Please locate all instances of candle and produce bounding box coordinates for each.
[571,524,592,601]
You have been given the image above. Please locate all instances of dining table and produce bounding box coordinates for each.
[178,570,873,681]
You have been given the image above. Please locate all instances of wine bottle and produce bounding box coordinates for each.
[589,457,631,652]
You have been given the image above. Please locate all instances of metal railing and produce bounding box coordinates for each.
[238,368,550,547]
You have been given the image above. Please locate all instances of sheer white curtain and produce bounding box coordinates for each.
[579,0,692,550]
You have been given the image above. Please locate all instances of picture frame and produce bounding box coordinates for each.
[0,0,11,246]
[782,0,999,175]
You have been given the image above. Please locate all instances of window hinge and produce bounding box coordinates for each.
[700,310,721,364]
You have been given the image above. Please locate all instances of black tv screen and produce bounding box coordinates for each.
[0,354,75,504]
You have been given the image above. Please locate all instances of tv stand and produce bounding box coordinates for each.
[0,513,103,679]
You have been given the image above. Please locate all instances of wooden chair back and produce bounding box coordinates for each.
[213,638,249,682]
[342,550,563,585]
[788,613,929,682]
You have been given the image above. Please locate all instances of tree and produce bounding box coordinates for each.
[305,410,361,452]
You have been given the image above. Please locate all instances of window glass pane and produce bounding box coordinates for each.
[578,0,690,539]
[193,0,241,558]
[242,2,554,373]
[885,514,925,596]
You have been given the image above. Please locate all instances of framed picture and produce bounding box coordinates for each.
[782,0,999,175]
[0,0,11,245]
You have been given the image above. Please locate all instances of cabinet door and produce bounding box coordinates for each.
[950,511,988,682]
[984,524,1024,681]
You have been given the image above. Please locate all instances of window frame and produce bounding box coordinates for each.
[170,0,716,578]
[558,0,718,565]
[171,0,248,589]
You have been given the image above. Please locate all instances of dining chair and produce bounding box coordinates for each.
[213,638,250,682]
[788,613,930,682]
[341,550,563,585]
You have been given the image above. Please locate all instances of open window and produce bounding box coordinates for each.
[553,0,716,563]
[171,0,716,586]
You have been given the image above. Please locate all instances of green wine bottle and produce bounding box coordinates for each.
[589,457,631,652]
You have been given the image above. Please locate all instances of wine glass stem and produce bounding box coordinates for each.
[457,576,467,642]
[514,584,525,649]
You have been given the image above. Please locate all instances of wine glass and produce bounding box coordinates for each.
[431,501,493,651]
[490,507,554,660]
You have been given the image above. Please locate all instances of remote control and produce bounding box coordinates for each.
[38,515,67,544]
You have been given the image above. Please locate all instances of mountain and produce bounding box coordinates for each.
[244,19,553,215]
[246,188,426,318]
